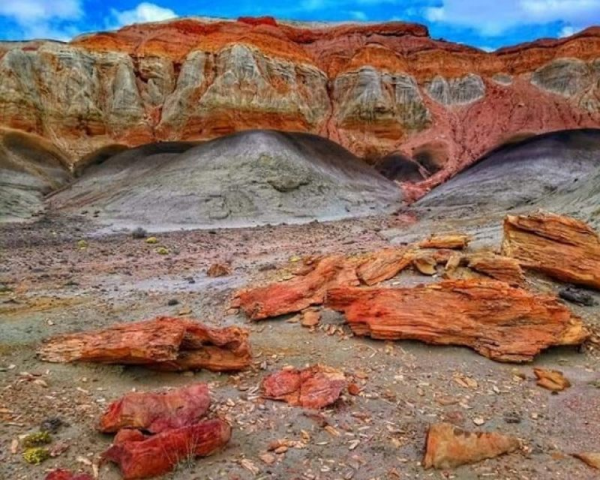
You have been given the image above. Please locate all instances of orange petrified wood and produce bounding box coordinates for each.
[233,255,359,320]
[502,212,600,290]
[423,423,520,469]
[262,365,347,409]
[419,234,471,250]
[99,384,211,434]
[37,317,251,372]
[102,419,231,480]
[356,248,412,286]
[326,279,588,362]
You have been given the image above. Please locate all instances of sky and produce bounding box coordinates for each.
[0,0,600,50]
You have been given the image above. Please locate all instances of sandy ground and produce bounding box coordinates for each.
[1,211,600,480]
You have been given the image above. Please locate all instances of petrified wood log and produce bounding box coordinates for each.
[102,419,231,479]
[502,212,600,290]
[419,234,471,250]
[262,365,347,409]
[326,279,588,362]
[99,384,211,434]
[38,317,251,372]
[233,255,359,320]
[423,423,520,469]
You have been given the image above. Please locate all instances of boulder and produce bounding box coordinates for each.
[326,279,588,362]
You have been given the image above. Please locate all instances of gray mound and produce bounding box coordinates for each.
[417,129,600,213]
[0,131,72,222]
[50,130,403,230]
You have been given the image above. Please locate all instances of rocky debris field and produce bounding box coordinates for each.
[1,207,600,480]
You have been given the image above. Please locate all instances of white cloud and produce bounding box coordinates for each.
[350,10,368,20]
[110,2,177,29]
[0,0,83,40]
[424,0,600,36]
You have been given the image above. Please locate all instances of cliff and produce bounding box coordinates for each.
[1,17,599,196]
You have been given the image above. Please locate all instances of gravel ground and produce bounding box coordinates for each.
[1,211,599,480]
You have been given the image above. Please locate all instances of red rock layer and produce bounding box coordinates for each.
[1,17,599,196]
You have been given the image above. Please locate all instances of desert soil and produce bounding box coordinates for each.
[1,210,599,480]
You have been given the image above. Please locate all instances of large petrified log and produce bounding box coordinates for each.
[37,317,251,372]
[233,255,359,320]
[102,419,231,479]
[423,423,520,469]
[326,279,588,362]
[262,365,347,409]
[502,212,600,290]
[99,384,211,434]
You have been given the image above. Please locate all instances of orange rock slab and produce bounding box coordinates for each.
[423,423,520,469]
[102,419,231,479]
[262,365,347,409]
[37,317,251,372]
[467,253,525,286]
[356,247,411,285]
[233,255,359,320]
[502,212,600,290]
[99,384,211,434]
[326,279,588,362]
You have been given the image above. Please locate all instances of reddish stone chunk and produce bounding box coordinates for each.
[102,419,231,479]
[262,365,347,409]
[99,383,211,434]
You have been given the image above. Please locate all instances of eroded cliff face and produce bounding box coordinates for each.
[1,17,600,196]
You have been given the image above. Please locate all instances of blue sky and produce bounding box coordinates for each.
[1,1,599,50]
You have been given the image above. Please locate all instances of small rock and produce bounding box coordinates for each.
[534,368,571,392]
[41,417,65,434]
[559,286,596,307]
[131,227,147,239]
[207,263,231,277]
[167,299,179,306]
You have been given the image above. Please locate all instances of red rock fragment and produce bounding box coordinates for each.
[37,317,251,372]
[467,253,525,286]
[301,310,321,328]
[102,419,231,480]
[423,422,520,469]
[502,212,600,290]
[99,383,211,434]
[262,365,347,409]
[45,470,94,480]
[356,248,411,286]
[573,453,600,470]
[207,263,231,277]
[419,234,471,250]
[533,368,571,392]
[233,255,359,320]
[326,279,588,362]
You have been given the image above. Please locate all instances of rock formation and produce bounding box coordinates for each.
[98,384,211,434]
[326,279,588,362]
[502,212,600,290]
[37,317,252,372]
[1,18,599,196]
